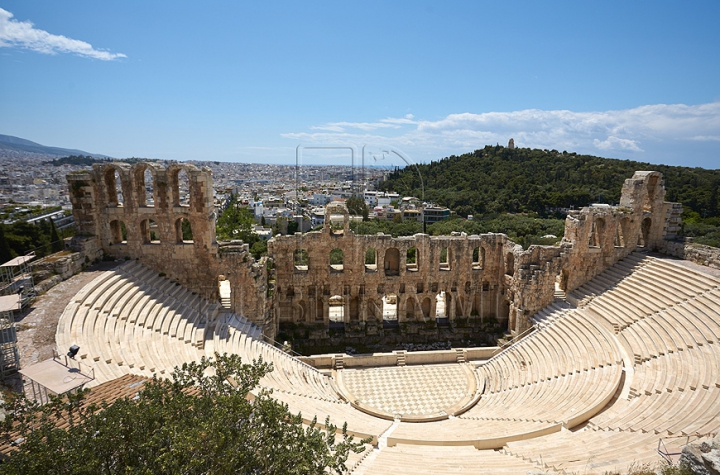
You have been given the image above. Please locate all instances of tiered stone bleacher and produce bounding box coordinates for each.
[568,254,720,437]
[502,253,720,473]
[57,261,393,443]
[56,254,720,474]
[386,307,623,448]
[56,261,215,386]
[503,427,667,473]
[355,443,540,475]
[213,312,393,443]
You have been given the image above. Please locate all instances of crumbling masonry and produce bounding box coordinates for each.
[67,165,682,342]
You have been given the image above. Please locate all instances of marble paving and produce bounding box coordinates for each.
[339,364,473,417]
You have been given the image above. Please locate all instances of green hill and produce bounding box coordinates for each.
[380,145,720,220]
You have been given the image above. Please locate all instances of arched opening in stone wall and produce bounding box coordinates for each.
[472,294,481,317]
[329,248,344,272]
[149,219,160,243]
[105,169,123,206]
[175,168,190,207]
[421,296,432,318]
[588,219,602,248]
[315,297,324,321]
[436,291,450,326]
[134,166,154,207]
[109,219,127,245]
[472,246,484,270]
[175,217,193,243]
[640,217,652,247]
[614,219,628,248]
[435,292,447,318]
[439,246,450,271]
[365,247,377,272]
[558,269,570,292]
[406,247,418,272]
[349,297,359,321]
[594,218,606,248]
[505,252,515,277]
[140,218,160,244]
[384,248,400,276]
[218,278,231,309]
[294,249,309,271]
[405,297,417,319]
[328,295,344,326]
[382,294,398,323]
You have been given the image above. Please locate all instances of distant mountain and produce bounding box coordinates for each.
[0,134,110,158]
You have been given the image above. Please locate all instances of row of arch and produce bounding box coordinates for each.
[293,245,488,274]
[587,216,651,249]
[109,217,194,245]
[281,288,508,324]
[103,165,193,208]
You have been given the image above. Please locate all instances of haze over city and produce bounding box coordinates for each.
[1,1,719,168]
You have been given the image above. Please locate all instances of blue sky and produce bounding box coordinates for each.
[1,1,719,168]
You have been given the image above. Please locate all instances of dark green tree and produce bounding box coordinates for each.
[216,195,257,244]
[287,219,299,235]
[0,354,367,474]
[346,196,369,221]
[250,240,268,259]
[0,225,13,263]
[49,219,63,253]
[181,218,193,241]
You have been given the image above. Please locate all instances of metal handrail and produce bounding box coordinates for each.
[265,336,304,358]
[52,349,95,381]
[492,325,537,356]
[657,434,713,465]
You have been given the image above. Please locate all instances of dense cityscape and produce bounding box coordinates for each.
[0,149,452,252]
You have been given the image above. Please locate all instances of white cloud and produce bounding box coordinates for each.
[380,114,417,125]
[310,121,401,132]
[691,135,720,142]
[0,8,126,60]
[593,136,643,152]
[284,102,720,165]
[309,114,419,132]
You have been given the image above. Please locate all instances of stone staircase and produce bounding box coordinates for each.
[531,301,573,328]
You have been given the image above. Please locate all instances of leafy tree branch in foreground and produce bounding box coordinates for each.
[0,354,368,475]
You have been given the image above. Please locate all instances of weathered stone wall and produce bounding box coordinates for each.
[30,250,87,294]
[31,251,84,282]
[66,165,682,342]
[661,240,720,271]
[269,212,514,339]
[492,171,681,334]
[66,163,271,338]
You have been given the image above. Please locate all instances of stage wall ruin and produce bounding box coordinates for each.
[67,165,681,341]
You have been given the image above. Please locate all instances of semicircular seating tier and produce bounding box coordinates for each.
[56,253,720,474]
[56,260,393,443]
